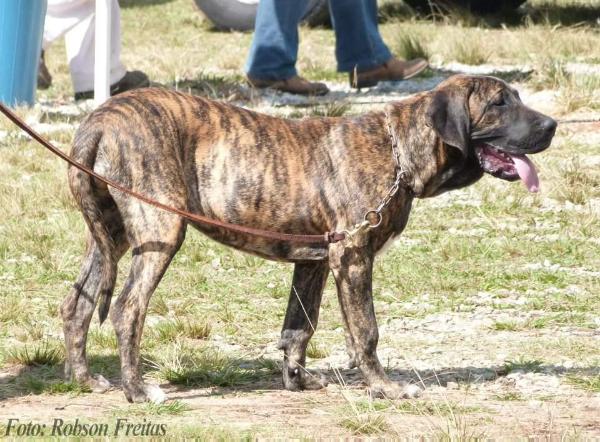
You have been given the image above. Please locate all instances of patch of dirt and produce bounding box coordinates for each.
[2,364,600,438]
[2,73,600,439]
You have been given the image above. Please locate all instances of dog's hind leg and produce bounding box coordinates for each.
[110,210,186,403]
[279,261,329,391]
[61,231,128,392]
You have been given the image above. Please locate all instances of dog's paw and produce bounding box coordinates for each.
[402,383,422,399]
[303,372,329,390]
[87,374,112,393]
[283,365,328,392]
[144,384,167,404]
[369,382,422,400]
[123,381,166,403]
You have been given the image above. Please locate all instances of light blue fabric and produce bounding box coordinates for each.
[246,0,392,80]
[0,0,47,106]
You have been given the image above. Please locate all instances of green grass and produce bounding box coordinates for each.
[89,327,119,350]
[148,295,170,316]
[339,413,389,435]
[45,381,92,395]
[530,59,600,113]
[6,342,63,367]
[566,375,600,393]
[337,396,391,436]
[2,367,92,397]
[176,425,263,440]
[123,400,191,416]
[531,58,571,90]
[501,358,545,374]
[557,74,600,114]
[492,321,520,331]
[174,72,248,101]
[1,0,600,438]
[150,344,273,388]
[393,400,483,416]
[394,32,430,61]
[306,341,331,359]
[447,38,490,65]
[558,157,600,205]
[309,101,351,118]
[32,0,600,101]
[0,298,28,325]
[14,375,47,395]
[494,392,524,401]
[152,318,212,343]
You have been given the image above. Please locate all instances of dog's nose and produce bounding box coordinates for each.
[540,117,557,136]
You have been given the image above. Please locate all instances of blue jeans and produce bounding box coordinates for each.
[245,0,392,80]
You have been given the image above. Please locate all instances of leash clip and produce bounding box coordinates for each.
[340,219,373,247]
[340,209,384,246]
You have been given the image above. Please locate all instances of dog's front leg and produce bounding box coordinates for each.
[279,262,329,391]
[329,241,421,399]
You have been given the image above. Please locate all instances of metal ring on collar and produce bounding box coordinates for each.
[364,210,383,228]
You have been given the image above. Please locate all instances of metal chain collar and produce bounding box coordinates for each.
[344,111,413,240]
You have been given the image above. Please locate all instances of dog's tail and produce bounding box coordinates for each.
[68,126,118,324]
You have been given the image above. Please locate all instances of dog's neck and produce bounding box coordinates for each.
[383,99,481,198]
[383,102,443,197]
[382,110,417,198]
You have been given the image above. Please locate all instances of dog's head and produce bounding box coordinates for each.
[419,74,556,196]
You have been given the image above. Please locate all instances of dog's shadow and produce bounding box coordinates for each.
[177,359,600,400]
[2,356,599,402]
[0,354,120,402]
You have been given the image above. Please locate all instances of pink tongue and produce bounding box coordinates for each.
[510,154,540,192]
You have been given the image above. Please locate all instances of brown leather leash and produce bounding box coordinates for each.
[0,102,346,245]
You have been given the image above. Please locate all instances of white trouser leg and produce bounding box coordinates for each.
[43,0,126,93]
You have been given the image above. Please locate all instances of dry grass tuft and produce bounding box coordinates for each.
[310,102,351,118]
[552,157,600,205]
[7,341,63,367]
[394,32,430,60]
[123,400,191,416]
[566,374,600,393]
[449,38,490,65]
[152,318,212,343]
[557,74,600,114]
[306,341,330,359]
[337,393,390,436]
[149,343,270,388]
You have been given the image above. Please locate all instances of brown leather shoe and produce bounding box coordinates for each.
[247,75,329,96]
[350,58,429,89]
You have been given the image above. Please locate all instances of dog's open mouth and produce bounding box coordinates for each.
[475,144,540,192]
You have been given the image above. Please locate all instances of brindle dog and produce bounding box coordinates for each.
[64,75,556,403]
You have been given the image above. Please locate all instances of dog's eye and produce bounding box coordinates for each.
[492,95,506,107]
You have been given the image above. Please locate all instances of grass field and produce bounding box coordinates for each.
[1,0,600,438]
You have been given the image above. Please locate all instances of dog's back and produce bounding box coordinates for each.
[68,88,391,257]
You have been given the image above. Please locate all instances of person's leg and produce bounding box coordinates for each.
[43,0,92,49]
[329,0,428,87]
[41,0,96,89]
[43,0,148,98]
[328,0,391,73]
[245,0,306,81]
[245,0,329,95]
[63,0,126,93]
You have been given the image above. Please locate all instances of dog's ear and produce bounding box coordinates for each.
[426,87,471,156]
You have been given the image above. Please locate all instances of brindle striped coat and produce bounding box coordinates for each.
[63,75,554,402]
